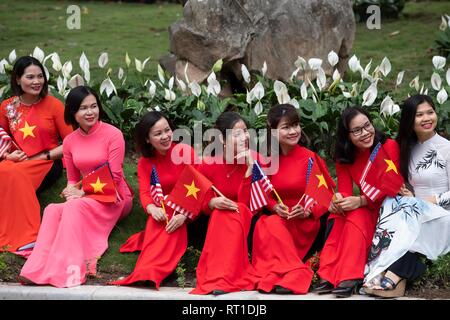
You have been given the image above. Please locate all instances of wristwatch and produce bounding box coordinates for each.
[45,150,51,160]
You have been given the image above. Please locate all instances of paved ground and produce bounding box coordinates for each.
[0,283,423,300]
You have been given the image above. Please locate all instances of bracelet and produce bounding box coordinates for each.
[45,150,51,160]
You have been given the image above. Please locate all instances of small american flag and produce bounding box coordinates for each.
[303,157,315,211]
[359,142,382,201]
[249,160,274,213]
[150,165,164,205]
[0,126,12,158]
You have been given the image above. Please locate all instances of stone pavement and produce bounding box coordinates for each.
[0,283,422,300]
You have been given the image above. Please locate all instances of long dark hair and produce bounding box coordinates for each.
[334,106,386,164]
[11,56,48,98]
[266,103,309,155]
[135,111,176,158]
[396,94,436,183]
[64,86,105,128]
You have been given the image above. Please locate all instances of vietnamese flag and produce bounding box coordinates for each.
[82,162,117,203]
[12,108,52,157]
[362,143,404,201]
[165,165,213,219]
[303,154,335,212]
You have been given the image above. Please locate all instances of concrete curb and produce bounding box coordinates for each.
[0,283,422,300]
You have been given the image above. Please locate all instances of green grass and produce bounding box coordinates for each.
[1,0,449,287]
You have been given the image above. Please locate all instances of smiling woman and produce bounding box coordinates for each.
[19,85,133,287]
[0,56,73,254]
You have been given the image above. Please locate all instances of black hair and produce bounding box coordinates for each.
[135,111,176,158]
[396,94,436,183]
[64,86,104,128]
[11,56,48,98]
[334,106,386,164]
[214,111,248,141]
[266,103,310,155]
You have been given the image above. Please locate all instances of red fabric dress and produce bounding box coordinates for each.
[252,145,329,293]
[0,95,73,252]
[317,139,400,286]
[111,143,198,288]
[190,155,261,294]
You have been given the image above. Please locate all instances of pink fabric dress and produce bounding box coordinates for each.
[20,121,133,288]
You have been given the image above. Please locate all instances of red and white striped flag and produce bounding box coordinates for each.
[249,161,274,213]
[359,142,383,201]
[150,165,164,206]
[0,126,12,158]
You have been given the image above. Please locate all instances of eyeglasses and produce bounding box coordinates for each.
[349,121,374,136]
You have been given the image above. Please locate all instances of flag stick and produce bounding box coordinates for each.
[272,188,285,206]
[161,200,169,225]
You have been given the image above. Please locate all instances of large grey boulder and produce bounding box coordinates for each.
[162,0,355,88]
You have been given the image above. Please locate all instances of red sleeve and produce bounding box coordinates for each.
[137,157,154,210]
[0,99,10,133]
[107,128,125,186]
[51,97,73,140]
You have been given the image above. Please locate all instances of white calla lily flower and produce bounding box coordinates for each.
[328,50,339,67]
[148,80,156,98]
[50,53,62,72]
[348,55,360,73]
[440,16,448,31]
[189,81,201,97]
[98,52,108,68]
[261,61,267,77]
[294,56,307,70]
[158,64,165,84]
[380,95,400,116]
[62,61,73,79]
[289,98,300,109]
[274,80,290,103]
[332,69,341,82]
[379,57,392,77]
[125,52,131,67]
[437,88,448,104]
[254,101,263,115]
[362,81,378,107]
[246,89,254,105]
[252,82,265,100]
[206,72,221,96]
[118,67,124,80]
[446,68,450,87]
[396,71,405,86]
[100,77,117,97]
[431,72,442,91]
[409,75,420,91]
[300,82,308,100]
[432,56,446,70]
[308,58,323,70]
[241,64,251,83]
[8,49,16,64]
[0,59,9,74]
[290,68,300,81]
[164,89,176,102]
[168,76,174,91]
[176,77,187,92]
[316,67,326,91]
[32,47,45,62]
[135,58,143,73]
[68,74,85,88]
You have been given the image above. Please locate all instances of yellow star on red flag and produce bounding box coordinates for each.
[316,174,328,188]
[90,177,107,193]
[19,121,36,139]
[384,159,398,174]
[184,180,200,199]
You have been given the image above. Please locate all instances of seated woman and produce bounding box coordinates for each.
[364,94,450,298]
[111,111,198,288]
[19,86,133,287]
[0,56,72,253]
[251,104,331,294]
[190,111,260,295]
[313,106,399,298]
